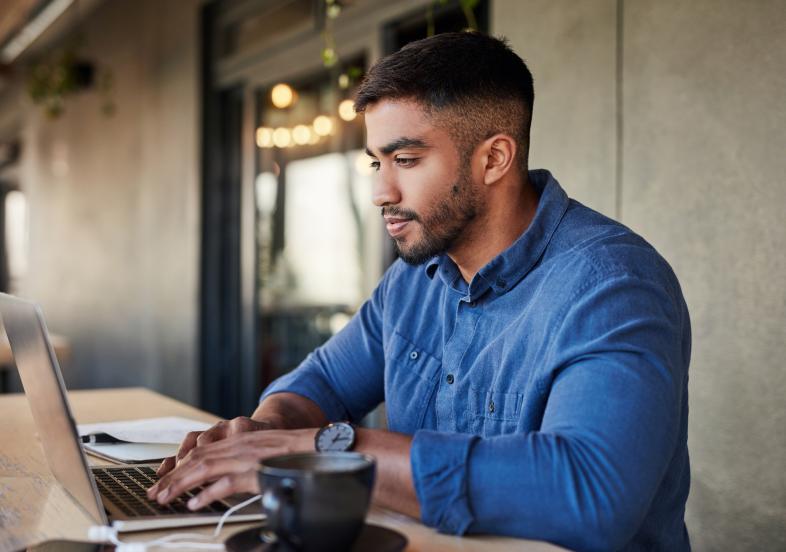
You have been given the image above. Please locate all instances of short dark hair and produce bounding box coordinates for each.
[355,31,534,172]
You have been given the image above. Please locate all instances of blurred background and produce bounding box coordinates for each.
[0,0,783,549]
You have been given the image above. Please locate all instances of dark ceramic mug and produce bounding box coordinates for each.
[258,452,376,552]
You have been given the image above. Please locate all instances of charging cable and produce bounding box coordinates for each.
[87,494,262,551]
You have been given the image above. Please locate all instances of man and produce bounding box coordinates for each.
[149,32,691,551]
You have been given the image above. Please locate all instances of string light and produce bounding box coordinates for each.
[338,100,356,121]
[271,84,295,109]
[272,127,292,148]
[255,127,274,148]
[313,115,334,136]
[292,125,311,145]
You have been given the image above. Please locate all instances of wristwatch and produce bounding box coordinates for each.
[314,421,356,452]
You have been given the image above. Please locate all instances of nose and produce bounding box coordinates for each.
[372,167,401,207]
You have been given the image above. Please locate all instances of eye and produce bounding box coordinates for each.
[369,160,380,171]
[394,157,419,168]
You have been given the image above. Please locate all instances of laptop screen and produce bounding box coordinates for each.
[0,293,107,524]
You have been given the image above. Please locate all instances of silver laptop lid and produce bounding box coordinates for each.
[0,293,107,525]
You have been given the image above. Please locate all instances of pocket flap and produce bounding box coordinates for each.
[388,331,442,382]
[469,387,523,421]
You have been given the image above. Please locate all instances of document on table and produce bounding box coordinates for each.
[77,416,212,464]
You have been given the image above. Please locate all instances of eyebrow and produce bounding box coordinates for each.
[366,137,430,158]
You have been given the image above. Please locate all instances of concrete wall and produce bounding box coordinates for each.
[0,0,201,404]
[492,0,618,217]
[494,0,786,550]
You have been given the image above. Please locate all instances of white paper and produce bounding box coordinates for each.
[85,442,180,463]
[77,416,212,445]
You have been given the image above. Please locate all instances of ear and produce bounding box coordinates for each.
[479,133,517,186]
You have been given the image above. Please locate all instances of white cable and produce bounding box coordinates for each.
[88,494,262,551]
[211,493,262,538]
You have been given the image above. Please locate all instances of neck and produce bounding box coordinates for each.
[448,171,539,283]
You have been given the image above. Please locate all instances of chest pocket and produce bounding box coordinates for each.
[384,331,441,434]
[468,386,523,437]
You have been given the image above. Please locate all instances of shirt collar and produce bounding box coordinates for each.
[425,169,569,300]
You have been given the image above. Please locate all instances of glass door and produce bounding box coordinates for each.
[253,58,382,387]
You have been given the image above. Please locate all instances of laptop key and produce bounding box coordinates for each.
[93,466,232,517]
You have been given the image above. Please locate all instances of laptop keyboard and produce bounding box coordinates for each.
[92,466,231,517]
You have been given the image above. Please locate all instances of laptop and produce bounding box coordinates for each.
[0,292,263,532]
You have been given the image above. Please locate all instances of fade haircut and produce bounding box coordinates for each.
[354,31,534,173]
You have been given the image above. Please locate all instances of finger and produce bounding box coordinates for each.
[154,454,260,505]
[218,416,265,440]
[150,429,295,501]
[148,456,177,497]
[187,470,259,511]
[227,416,252,435]
[185,429,271,457]
[151,446,233,500]
[175,430,204,462]
[156,456,176,477]
[194,419,240,449]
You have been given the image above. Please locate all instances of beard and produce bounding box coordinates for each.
[384,165,480,265]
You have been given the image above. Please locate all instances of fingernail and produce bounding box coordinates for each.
[188,497,199,510]
[158,489,169,501]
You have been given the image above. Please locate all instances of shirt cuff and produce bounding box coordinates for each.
[260,364,349,422]
[410,430,479,535]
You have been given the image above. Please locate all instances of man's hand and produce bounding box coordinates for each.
[157,416,275,477]
[147,428,317,510]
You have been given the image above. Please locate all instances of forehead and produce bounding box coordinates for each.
[364,100,441,150]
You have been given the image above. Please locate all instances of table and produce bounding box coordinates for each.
[0,388,563,552]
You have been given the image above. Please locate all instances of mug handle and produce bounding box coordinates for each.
[262,477,300,549]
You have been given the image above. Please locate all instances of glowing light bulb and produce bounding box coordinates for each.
[292,125,311,145]
[271,84,295,108]
[272,127,292,148]
[338,99,356,121]
[255,127,274,148]
[313,115,334,136]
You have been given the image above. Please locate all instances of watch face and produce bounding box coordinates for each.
[316,422,355,452]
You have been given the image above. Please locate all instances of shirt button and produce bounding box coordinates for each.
[409,351,419,360]
[446,374,455,385]
[488,401,495,413]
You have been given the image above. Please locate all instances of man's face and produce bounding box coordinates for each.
[364,100,481,265]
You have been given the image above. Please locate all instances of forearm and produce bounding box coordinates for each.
[355,428,420,519]
[252,392,329,429]
[253,402,420,518]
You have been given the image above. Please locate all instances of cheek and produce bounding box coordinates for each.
[400,159,456,208]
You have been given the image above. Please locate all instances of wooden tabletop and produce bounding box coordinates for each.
[0,388,563,552]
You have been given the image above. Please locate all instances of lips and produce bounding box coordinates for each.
[384,216,412,238]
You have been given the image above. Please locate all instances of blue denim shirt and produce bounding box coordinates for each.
[262,170,691,552]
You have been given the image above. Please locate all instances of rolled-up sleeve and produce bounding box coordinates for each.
[410,269,690,551]
[410,430,479,534]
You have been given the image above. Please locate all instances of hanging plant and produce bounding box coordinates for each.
[27,41,115,119]
[321,0,343,68]
[323,0,481,70]
[428,0,480,36]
